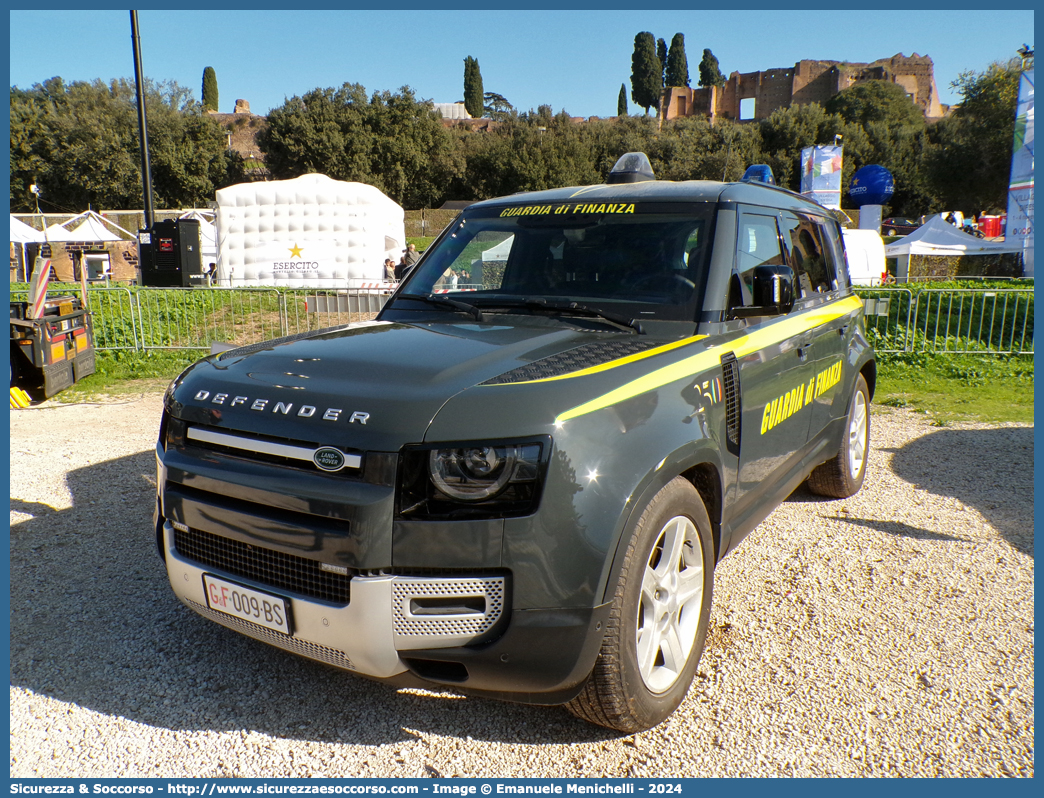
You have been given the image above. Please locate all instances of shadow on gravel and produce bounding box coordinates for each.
[9,453,614,748]
[785,424,1033,557]
[886,426,1034,558]
[831,516,969,543]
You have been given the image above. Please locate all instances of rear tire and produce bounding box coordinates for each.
[566,478,714,732]
[807,373,870,498]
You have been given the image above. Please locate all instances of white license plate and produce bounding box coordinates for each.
[202,574,292,635]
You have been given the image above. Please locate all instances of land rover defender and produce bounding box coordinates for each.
[155,154,875,732]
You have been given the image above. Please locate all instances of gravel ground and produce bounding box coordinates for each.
[9,394,1034,778]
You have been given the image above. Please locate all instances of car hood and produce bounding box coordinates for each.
[166,319,635,450]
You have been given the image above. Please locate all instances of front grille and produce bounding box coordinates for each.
[174,526,352,604]
[180,424,362,478]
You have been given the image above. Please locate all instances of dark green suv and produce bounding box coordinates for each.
[156,154,874,732]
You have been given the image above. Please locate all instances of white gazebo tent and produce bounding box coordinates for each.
[68,215,124,242]
[885,215,1024,280]
[10,216,44,281]
[41,211,136,281]
[43,222,83,241]
[10,215,43,243]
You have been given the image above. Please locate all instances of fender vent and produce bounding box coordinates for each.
[720,352,740,456]
[482,340,658,385]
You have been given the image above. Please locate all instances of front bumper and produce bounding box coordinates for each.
[161,521,609,703]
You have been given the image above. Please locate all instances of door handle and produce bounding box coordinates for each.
[797,334,813,361]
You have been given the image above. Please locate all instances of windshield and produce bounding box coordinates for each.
[394,203,716,323]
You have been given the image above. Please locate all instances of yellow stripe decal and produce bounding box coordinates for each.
[505,335,707,385]
[555,295,861,423]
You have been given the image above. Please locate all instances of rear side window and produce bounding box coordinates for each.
[779,211,841,298]
[815,217,846,290]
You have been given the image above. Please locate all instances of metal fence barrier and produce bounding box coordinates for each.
[134,287,285,351]
[10,286,140,351]
[11,286,1033,357]
[910,289,1034,355]
[854,288,914,354]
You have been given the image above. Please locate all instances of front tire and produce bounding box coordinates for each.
[566,478,714,732]
[807,373,870,498]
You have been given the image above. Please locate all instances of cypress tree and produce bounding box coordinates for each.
[665,34,690,88]
[630,32,662,115]
[202,66,219,112]
[617,83,628,116]
[656,38,668,86]
[463,56,484,118]
[698,49,726,88]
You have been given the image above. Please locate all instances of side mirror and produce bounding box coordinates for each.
[752,264,795,315]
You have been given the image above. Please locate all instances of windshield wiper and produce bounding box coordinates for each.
[398,293,486,322]
[475,296,644,334]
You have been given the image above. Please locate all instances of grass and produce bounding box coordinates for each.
[56,351,201,402]
[874,353,1034,424]
[407,236,436,251]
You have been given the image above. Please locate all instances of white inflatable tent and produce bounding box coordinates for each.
[214,174,406,288]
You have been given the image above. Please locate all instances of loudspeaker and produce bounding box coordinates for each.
[138,219,204,287]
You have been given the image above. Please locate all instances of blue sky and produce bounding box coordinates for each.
[9,8,1035,119]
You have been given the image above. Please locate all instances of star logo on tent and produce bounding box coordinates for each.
[288,243,303,259]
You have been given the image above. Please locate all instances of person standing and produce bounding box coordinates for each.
[404,243,420,267]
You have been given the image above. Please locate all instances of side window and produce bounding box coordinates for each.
[814,218,844,291]
[779,212,837,298]
[732,212,785,313]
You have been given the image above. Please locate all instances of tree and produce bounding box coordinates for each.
[656,38,668,86]
[925,59,1023,213]
[617,83,628,116]
[630,32,662,116]
[698,49,726,88]
[9,76,243,211]
[201,66,218,112]
[258,83,462,209]
[758,103,846,190]
[824,80,924,129]
[463,56,484,118]
[483,92,514,122]
[665,33,690,87]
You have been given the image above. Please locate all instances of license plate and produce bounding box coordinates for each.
[202,574,292,635]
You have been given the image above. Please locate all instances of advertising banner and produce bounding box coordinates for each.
[800,145,843,209]
[1005,69,1034,276]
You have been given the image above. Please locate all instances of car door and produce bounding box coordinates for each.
[779,211,858,454]
[729,208,816,522]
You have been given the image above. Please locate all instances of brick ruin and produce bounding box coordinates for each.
[662,53,945,123]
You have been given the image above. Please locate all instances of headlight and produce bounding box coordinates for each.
[430,444,540,501]
[399,437,550,519]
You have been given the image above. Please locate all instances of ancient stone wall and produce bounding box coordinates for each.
[665,53,944,122]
